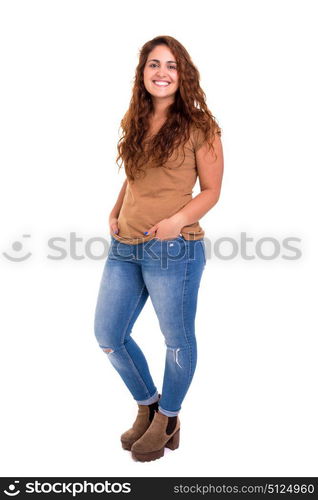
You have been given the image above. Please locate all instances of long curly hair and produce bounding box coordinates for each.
[116,35,222,182]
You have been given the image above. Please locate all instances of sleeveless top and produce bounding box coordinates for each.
[112,124,206,245]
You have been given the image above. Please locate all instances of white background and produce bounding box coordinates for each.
[0,0,317,477]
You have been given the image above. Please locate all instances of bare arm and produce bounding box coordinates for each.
[170,134,224,227]
[109,178,127,234]
[145,135,224,238]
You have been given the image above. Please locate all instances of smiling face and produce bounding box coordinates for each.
[143,44,179,106]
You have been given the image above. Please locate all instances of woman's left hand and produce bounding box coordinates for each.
[144,217,183,240]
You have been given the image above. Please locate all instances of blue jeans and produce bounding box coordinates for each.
[94,235,206,417]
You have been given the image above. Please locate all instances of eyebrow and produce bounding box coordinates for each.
[148,58,177,64]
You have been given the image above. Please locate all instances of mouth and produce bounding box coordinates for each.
[152,80,171,87]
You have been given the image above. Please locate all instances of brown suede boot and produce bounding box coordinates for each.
[131,410,180,462]
[120,396,160,450]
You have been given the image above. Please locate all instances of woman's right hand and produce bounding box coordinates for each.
[109,216,119,235]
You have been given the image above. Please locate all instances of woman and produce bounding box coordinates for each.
[94,35,224,462]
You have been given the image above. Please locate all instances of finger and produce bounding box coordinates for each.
[145,225,157,235]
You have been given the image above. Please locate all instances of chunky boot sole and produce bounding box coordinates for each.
[132,429,180,462]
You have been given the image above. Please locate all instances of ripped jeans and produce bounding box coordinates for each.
[94,234,206,417]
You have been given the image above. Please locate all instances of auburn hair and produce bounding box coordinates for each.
[116,35,222,182]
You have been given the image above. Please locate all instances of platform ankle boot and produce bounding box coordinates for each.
[120,395,161,450]
[131,410,180,462]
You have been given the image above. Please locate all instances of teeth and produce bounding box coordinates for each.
[153,81,169,86]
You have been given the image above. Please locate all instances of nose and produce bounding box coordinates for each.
[156,69,168,79]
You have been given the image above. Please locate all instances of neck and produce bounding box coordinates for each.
[151,97,174,119]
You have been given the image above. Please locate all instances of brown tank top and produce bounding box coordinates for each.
[112,124,206,244]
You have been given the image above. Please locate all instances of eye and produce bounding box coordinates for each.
[149,63,177,70]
